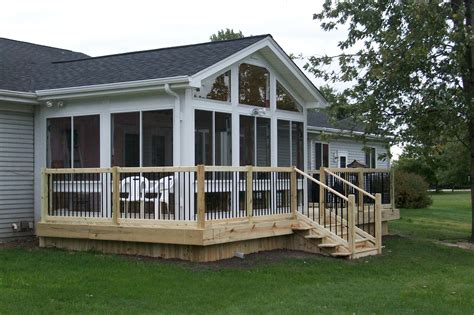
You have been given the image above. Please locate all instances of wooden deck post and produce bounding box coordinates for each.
[348,194,356,257]
[40,168,48,223]
[291,167,297,219]
[112,166,120,225]
[246,166,253,222]
[319,167,326,222]
[197,165,206,229]
[375,193,382,254]
[358,168,364,210]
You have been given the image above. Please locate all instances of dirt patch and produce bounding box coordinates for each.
[0,237,38,250]
[439,241,474,250]
[122,249,323,270]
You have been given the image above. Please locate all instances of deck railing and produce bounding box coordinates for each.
[307,167,394,210]
[41,166,301,227]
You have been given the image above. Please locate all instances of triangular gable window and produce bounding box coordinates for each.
[276,81,302,112]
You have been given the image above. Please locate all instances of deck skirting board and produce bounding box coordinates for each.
[39,234,324,262]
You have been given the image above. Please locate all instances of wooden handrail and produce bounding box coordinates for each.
[324,168,376,200]
[294,168,348,201]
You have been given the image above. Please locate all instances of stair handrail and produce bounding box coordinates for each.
[294,168,348,201]
[324,168,376,200]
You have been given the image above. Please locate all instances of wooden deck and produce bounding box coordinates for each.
[37,166,399,261]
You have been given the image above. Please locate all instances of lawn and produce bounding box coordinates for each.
[1,192,473,314]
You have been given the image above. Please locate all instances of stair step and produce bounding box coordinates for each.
[291,224,312,231]
[355,238,370,243]
[305,234,324,239]
[355,246,378,254]
[318,243,339,248]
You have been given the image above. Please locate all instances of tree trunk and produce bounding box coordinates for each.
[470,123,474,242]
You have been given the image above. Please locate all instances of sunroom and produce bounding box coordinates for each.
[36,36,393,260]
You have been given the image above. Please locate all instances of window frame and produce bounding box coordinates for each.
[275,80,303,113]
[238,62,271,108]
[46,114,101,169]
[365,146,377,168]
[313,141,329,170]
[239,115,272,166]
[195,109,232,166]
[110,108,174,167]
[277,119,304,169]
[193,68,232,104]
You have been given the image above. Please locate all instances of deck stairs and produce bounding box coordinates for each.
[293,168,382,259]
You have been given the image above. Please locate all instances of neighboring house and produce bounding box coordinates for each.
[0,36,394,251]
[307,111,390,170]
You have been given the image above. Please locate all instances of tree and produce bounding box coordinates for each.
[307,1,474,241]
[210,29,244,41]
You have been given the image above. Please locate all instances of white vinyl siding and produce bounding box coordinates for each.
[0,109,34,240]
[308,134,390,170]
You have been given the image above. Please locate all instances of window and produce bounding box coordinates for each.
[47,115,100,168]
[239,115,271,166]
[314,142,329,169]
[276,81,302,112]
[193,70,231,102]
[239,63,270,107]
[111,110,173,167]
[365,147,376,168]
[277,120,303,169]
[195,110,232,165]
[142,110,173,167]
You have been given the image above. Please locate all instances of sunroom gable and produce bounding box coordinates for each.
[189,36,327,109]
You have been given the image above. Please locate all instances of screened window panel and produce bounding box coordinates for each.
[47,117,71,168]
[277,120,291,167]
[239,115,255,166]
[73,115,100,168]
[111,112,140,167]
[239,63,270,107]
[215,112,232,166]
[292,122,304,169]
[195,110,213,165]
[256,118,271,166]
[142,110,173,167]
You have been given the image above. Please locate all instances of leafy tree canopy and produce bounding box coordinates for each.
[210,29,244,41]
[307,0,474,241]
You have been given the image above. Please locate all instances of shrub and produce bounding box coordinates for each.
[394,170,432,209]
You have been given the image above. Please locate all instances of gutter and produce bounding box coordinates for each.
[0,90,39,104]
[164,84,181,165]
[35,76,191,100]
[307,125,386,141]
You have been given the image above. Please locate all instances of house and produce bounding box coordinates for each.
[307,110,390,170]
[0,35,398,260]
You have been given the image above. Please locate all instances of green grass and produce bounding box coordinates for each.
[391,191,472,241]
[1,192,473,314]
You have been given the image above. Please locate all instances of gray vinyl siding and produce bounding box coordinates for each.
[0,109,34,240]
[308,133,390,170]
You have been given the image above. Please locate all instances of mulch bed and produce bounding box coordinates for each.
[0,237,38,250]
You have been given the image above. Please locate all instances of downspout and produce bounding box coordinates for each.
[164,84,181,166]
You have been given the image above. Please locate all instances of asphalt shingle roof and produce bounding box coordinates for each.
[0,35,269,92]
[307,110,366,133]
[0,38,89,92]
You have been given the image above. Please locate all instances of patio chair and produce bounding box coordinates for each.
[153,176,174,218]
[119,176,150,217]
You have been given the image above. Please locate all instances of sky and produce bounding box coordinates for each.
[1,0,402,159]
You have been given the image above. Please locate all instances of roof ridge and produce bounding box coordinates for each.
[0,37,87,55]
[52,34,272,64]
